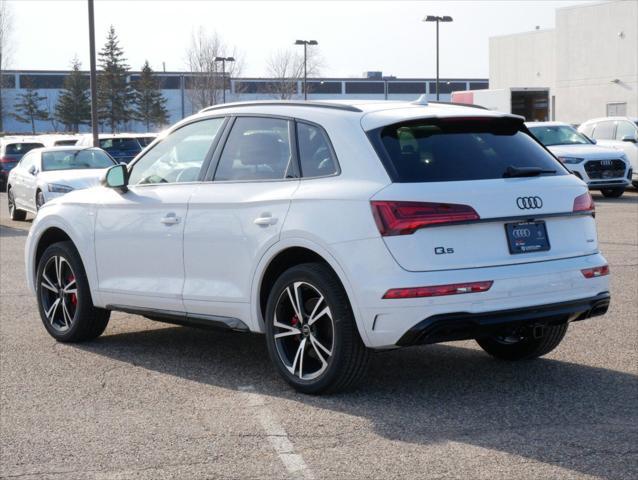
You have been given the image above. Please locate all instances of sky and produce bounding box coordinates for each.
[5,0,596,78]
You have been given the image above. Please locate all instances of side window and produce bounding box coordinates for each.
[615,121,637,141]
[128,118,225,185]
[297,122,338,177]
[214,117,292,181]
[591,121,615,140]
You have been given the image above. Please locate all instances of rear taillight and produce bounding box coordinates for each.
[371,201,480,236]
[0,157,13,164]
[383,281,493,299]
[581,265,609,279]
[573,192,594,213]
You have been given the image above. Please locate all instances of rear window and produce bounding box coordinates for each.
[42,149,115,171]
[375,118,565,183]
[5,143,44,156]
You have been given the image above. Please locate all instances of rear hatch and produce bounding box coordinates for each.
[367,116,598,272]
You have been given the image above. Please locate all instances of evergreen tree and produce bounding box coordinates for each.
[133,60,169,131]
[55,58,91,132]
[13,82,48,133]
[97,25,134,132]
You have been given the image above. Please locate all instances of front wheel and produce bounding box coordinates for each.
[264,263,369,394]
[476,323,568,361]
[36,241,110,342]
[600,187,625,198]
[7,188,27,221]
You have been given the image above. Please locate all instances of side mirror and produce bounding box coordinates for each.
[28,165,37,175]
[621,135,637,143]
[102,164,128,192]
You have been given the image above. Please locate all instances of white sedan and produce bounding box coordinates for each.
[7,146,116,220]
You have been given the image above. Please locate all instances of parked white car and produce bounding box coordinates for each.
[37,134,80,147]
[527,122,631,197]
[24,100,610,393]
[578,117,638,188]
[7,146,116,219]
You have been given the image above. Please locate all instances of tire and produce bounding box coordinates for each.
[36,190,46,210]
[476,323,568,361]
[36,241,110,342]
[7,188,27,221]
[600,187,624,198]
[264,262,369,394]
[632,181,638,189]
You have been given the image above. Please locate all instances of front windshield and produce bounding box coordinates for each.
[529,125,591,146]
[42,149,115,171]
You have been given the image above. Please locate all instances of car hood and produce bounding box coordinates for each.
[548,144,625,160]
[39,169,108,189]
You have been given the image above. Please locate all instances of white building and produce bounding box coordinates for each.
[489,0,637,123]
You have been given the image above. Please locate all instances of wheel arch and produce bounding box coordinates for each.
[27,213,100,305]
[251,239,370,345]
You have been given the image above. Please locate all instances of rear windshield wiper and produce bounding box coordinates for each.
[504,166,556,178]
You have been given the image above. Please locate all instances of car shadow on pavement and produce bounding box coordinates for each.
[75,324,637,479]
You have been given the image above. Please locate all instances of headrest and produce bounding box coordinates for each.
[239,133,282,166]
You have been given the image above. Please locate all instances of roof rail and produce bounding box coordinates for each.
[199,100,363,114]
[428,100,488,110]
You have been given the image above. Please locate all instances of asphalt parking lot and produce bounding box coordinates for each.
[0,190,636,480]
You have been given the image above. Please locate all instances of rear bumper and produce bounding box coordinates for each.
[396,292,610,346]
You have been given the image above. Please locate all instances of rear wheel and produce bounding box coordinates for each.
[600,187,624,198]
[7,188,27,221]
[476,323,568,361]
[36,241,110,342]
[264,263,369,394]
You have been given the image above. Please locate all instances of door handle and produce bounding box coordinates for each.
[161,213,180,225]
[254,214,278,226]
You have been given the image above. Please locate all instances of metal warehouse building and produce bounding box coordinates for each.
[0,72,487,134]
[489,0,637,123]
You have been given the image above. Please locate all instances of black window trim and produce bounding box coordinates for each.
[127,115,230,187]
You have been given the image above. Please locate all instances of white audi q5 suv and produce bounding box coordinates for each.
[25,100,611,393]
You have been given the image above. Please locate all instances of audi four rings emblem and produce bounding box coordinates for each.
[516,196,543,209]
[513,228,531,238]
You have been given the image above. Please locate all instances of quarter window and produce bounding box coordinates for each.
[296,122,338,177]
[128,118,225,185]
[214,117,292,181]
[591,121,615,140]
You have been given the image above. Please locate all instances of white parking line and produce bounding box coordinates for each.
[239,385,315,480]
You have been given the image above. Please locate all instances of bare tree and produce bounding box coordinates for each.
[185,27,242,112]
[266,47,323,100]
[0,0,14,131]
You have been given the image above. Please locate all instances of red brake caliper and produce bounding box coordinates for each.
[68,275,77,305]
[291,314,300,339]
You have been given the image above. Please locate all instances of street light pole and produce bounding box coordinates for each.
[423,15,453,101]
[87,0,99,146]
[295,40,318,100]
[214,56,235,104]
